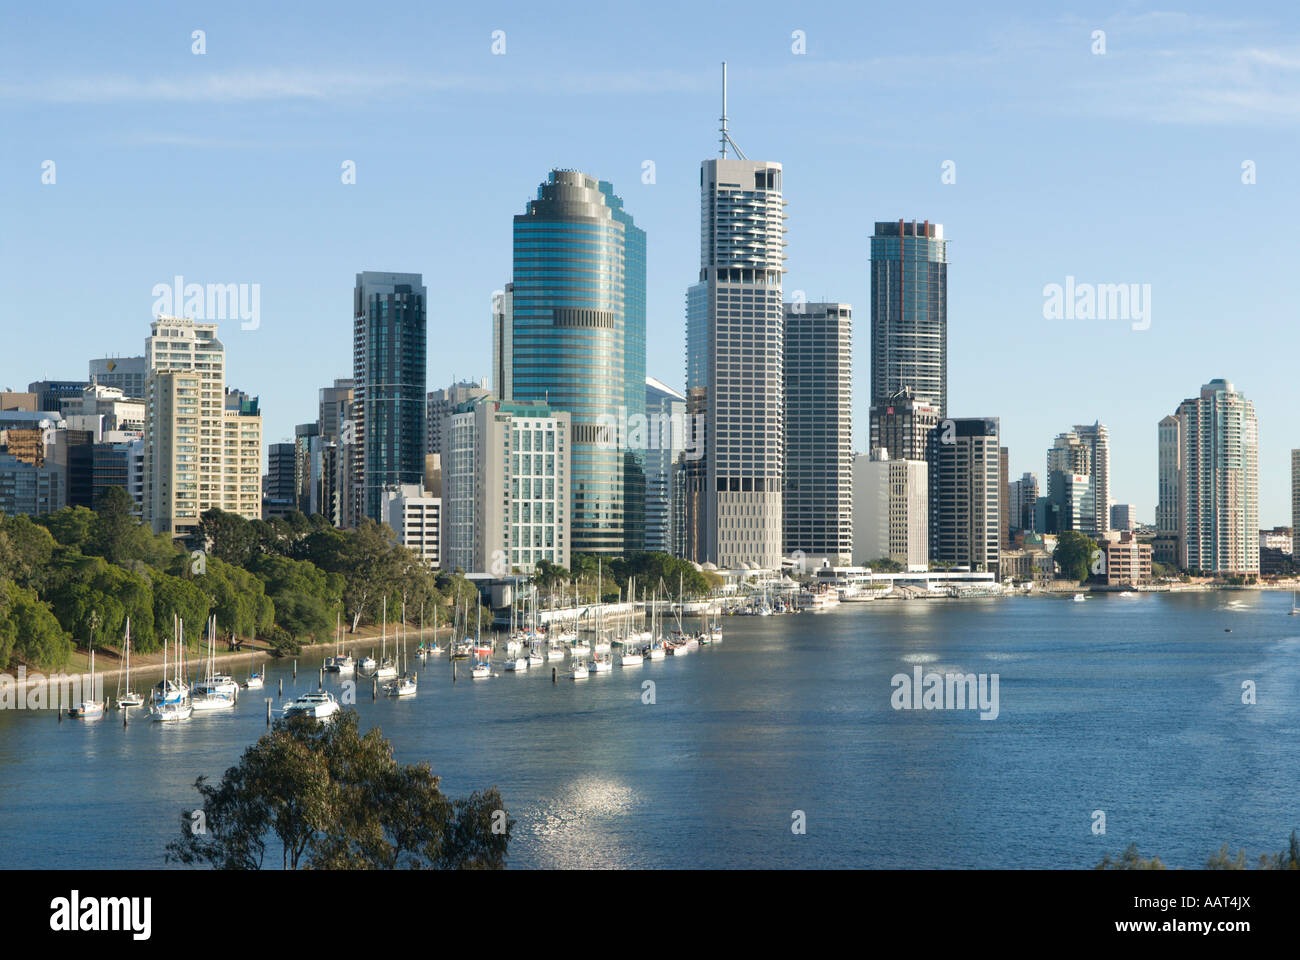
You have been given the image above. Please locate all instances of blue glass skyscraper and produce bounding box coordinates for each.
[508,170,632,556]
[599,179,647,553]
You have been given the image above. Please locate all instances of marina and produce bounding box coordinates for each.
[2,590,1298,869]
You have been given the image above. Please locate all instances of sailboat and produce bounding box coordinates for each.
[376,598,397,679]
[1290,589,1298,616]
[471,604,492,678]
[69,644,105,718]
[242,634,264,689]
[383,601,418,697]
[326,610,354,673]
[192,616,237,712]
[150,620,193,722]
[116,618,143,708]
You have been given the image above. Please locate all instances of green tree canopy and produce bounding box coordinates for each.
[166,710,513,870]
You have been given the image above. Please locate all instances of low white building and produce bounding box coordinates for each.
[852,448,928,571]
[383,484,441,567]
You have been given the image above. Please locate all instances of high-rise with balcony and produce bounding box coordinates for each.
[353,272,427,524]
[503,170,632,556]
[683,79,788,570]
[1174,379,1258,575]
[783,301,852,565]
[143,317,262,537]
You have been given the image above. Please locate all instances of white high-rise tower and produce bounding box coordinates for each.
[682,63,788,569]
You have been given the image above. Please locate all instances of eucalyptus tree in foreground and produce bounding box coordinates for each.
[166,710,513,869]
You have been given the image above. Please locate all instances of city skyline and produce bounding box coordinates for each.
[3,4,1299,524]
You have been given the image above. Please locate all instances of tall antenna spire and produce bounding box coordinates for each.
[718,61,747,160]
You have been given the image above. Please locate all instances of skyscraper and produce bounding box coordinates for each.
[426,379,490,463]
[783,301,853,565]
[600,180,647,553]
[504,170,630,556]
[1157,414,1181,559]
[869,220,947,417]
[683,76,788,570]
[352,272,427,524]
[143,317,262,537]
[1073,422,1111,535]
[930,417,1001,574]
[644,376,686,554]
[1174,379,1258,574]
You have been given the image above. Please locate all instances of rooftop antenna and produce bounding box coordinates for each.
[719,61,747,160]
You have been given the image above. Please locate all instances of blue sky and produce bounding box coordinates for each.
[1,1,1297,523]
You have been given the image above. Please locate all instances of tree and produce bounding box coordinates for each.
[166,711,513,869]
[1094,843,1166,870]
[197,509,258,569]
[869,557,904,573]
[1054,530,1099,583]
[87,486,138,564]
[0,580,73,671]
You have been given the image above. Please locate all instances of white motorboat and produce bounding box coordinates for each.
[503,656,529,672]
[547,642,567,661]
[570,660,589,680]
[358,656,378,674]
[282,690,340,720]
[621,649,643,666]
[590,655,613,673]
[1072,593,1087,602]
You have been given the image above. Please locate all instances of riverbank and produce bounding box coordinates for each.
[5,623,453,696]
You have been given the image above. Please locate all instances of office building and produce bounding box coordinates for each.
[89,356,147,399]
[683,112,788,569]
[869,220,947,417]
[426,379,490,462]
[353,271,428,524]
[930,418,1001,574]
[1111,503,1137,531]
[852,449,928,570]
[504,170,632,555]
[645,376,686,554]
[445,395,570,574]
[783,301,853,566]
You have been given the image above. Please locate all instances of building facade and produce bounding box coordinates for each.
[1175,379,1259,575]
[930,417,1001,574]
[382,484,441,567]
[783,301,853,566]
[644,376,686,554]
[505,171,631,556]
[869,220,947,418]
[852,449,928,570]
[444,396,571,575]
[684,156,787,570]
[353,272,427,524]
